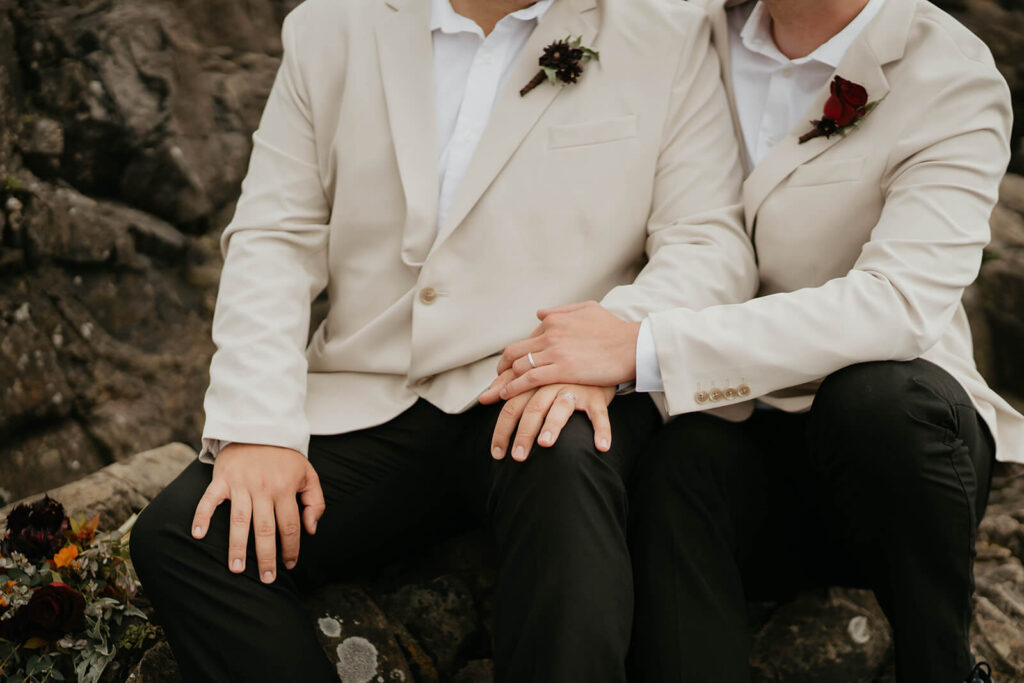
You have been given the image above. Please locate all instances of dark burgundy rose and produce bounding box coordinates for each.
[9,583,86,642]
[823,76,868,127]
[3,495,70,560]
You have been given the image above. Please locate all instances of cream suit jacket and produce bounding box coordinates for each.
[652,0,1024,462]
[200,0,759,457]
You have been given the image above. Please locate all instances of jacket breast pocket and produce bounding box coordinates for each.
[787,156,866,187]
[548,115,638,150]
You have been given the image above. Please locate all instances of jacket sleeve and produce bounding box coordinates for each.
[199,8,331,461]
[648,61,1012,416]
[600,10,759,322]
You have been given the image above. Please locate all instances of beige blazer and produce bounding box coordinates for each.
[200,0,758,457]
[652,0,1024,462]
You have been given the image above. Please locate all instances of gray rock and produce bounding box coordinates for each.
[377,575,483,676]
[0,442,195,528]
[127,643,185,683]
[304,584,416,683]
[126,641,182,683]
[749,588,892,682]
[453,659,495,683]
[0,291,74,431]
[0,420,107,505]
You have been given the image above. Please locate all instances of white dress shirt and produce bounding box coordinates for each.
[433,0,554,230]
[635,0,888,392]
[207,0,551,461]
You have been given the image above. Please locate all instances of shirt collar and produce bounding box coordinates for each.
[430,0,555,34]
[739,0,887,68]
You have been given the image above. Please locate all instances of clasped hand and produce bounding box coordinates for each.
[480,301,641,460]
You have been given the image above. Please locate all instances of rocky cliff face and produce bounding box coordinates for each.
[0,0,294,501]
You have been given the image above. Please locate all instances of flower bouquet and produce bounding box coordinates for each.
[0,496,157,682]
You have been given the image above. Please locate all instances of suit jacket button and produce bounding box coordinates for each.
[419,287,438,305]
[709,388,724,402]
[694,391,709,404]
[738,384,751,397]
[724,387,738,400]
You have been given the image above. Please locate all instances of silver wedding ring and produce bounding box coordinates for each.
[559,391,577,403]
[527,351,537,369]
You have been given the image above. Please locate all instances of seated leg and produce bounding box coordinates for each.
[806,359,995,683]
[130,402,467,683]
[481,393,660,683]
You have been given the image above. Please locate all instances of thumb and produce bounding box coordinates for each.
[299,465,326,534]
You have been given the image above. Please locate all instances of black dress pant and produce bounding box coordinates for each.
[629,360,994,683]
[130,394,659,683]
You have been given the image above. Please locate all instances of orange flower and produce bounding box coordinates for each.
[53,544,80,569]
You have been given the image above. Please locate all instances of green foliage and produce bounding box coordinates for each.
[1,513,148,683]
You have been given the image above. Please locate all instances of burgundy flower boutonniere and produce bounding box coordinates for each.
[798,75,882,144]
[520,36,599,97]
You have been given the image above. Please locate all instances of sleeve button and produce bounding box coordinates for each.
[724,387,738,400]
[694,391,709,404]
[738,384,751,397]
[709,388,724,402]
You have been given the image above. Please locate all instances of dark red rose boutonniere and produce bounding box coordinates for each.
[798,75,881,144]
[520,36,599,97]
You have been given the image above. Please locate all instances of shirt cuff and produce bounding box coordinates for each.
[635,318,665,393]
[197,438,231,465]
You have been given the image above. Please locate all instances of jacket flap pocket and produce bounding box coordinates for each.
[787,156,865,187]
[548,115,638,149]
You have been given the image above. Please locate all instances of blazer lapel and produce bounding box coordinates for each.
[741,0,914,232]
[376,0,440,268]
[430,0,599,255]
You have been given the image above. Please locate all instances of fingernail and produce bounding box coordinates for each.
[285,561,296,570]
[193,525,202,537]
[500,387,509,399]
[541,431,552,445]
[512,446,524,461]
[492,447,504,460]
[599,438,610,450]
[263,571,274,583]
[312,520,318,533]
[232,558,242,572]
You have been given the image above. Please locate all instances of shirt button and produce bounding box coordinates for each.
[419,287,438,305]
[724,387,738,400]
[694,391,709,405]
[781,67,793,78]
[709,388,724,402]
[738,384,752,397]
[481,55,494,65]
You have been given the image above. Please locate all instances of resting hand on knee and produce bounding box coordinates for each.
[490,384,615,462]
[189,444,326,584]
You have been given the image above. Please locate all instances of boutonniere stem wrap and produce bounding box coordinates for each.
[798,75,881,144]
[520,36,599,97]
